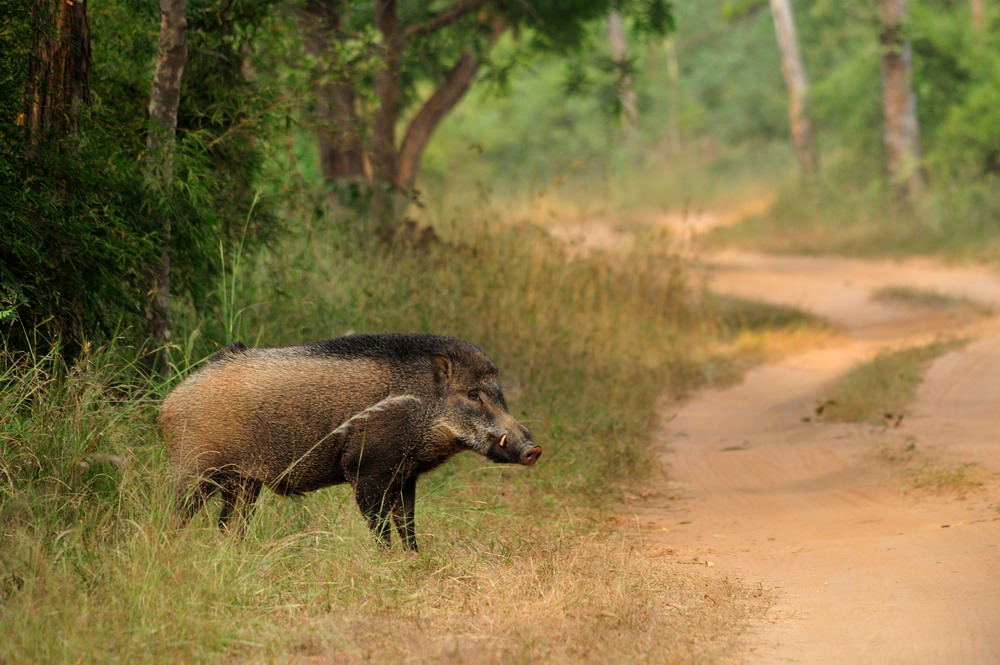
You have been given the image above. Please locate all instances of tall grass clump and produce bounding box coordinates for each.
[815,340,964,425]
[0,218,793,664]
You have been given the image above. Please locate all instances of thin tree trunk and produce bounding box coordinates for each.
[664,36,681,153]
[768,0,817,179]
[366,0,414,233]
[144,0,188,376]
[24,0,91,143]
[371,0,403,226]
[607,9,638,127]
[877,0,923,204]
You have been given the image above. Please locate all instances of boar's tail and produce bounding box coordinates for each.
[332,394,422,437]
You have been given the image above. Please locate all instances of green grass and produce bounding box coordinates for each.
[0,219,819,664]
[815,340,965,425]
[871,286,993,314]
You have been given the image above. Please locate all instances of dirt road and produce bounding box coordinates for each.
[630,250,1000,664]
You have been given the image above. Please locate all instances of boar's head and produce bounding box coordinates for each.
[432,352,541,466]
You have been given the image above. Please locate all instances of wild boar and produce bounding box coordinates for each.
[158,333,541,550]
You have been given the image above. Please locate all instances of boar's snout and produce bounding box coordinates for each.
[519,444,542,466]
[486,427,541,465]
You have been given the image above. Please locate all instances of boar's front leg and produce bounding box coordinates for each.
[354,475,396,548]
[392,475,418,552]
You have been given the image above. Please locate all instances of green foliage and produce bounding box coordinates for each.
[677,0,786,143]
[0,130,160,356]
[802,0,1000,184]
[1,0,285,356]
[505,0,672,52]
[0,0,32,156]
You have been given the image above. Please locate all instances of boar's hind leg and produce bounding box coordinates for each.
[174,480,208,528]
[392,476,418,552]
[217,475,262,534]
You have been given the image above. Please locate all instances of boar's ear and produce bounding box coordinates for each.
[432,353,453,392]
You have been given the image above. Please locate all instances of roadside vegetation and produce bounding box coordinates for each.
[813,340,965,426]
[1,224,804,663]
[877,439,986,498]
[871,286,994,315]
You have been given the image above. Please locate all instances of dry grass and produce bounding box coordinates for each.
[876,439,986,498]
[0,220,811,664]
[260,537,767,665]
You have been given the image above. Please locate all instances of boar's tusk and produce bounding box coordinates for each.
[499,433,507,448]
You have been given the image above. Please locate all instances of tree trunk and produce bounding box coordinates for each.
[19,0,91,357]
[24,0,91,143]
[370,0,404,226]
[971,0,986,31]
[607,9,638,127]
[397,51,481,193]
[298,0,369,215]
[664,36,682,153]
[877,0,923,204]
[307,0,497,232]
[144,0,188,376]
[768,0,817,179]
[397,19,501,194]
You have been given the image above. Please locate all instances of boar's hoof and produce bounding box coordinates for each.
[519,445,542,466]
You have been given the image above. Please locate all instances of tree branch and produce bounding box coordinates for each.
[398,21,504,192]
[402,0,489,41]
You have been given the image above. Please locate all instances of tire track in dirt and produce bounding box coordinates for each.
[630,251,1000,664]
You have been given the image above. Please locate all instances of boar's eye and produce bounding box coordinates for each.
[467,390,483,404]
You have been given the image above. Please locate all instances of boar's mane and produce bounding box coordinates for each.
[303,333,498,378]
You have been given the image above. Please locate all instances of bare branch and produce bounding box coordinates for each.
[402,0,489,41]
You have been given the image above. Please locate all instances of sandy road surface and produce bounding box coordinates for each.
[629,251,1000,664]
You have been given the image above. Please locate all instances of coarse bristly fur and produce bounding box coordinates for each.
[159,333,541,550]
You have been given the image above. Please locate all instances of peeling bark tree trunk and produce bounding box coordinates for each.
[299,0,369,215]
[607,9,638,128]
[144,0,188,376]
[877,0,923,204]
[24,0,91,143]
[768,0,817,180]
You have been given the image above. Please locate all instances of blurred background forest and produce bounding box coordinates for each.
[3,0,999,360]
[2,2,1000,662]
